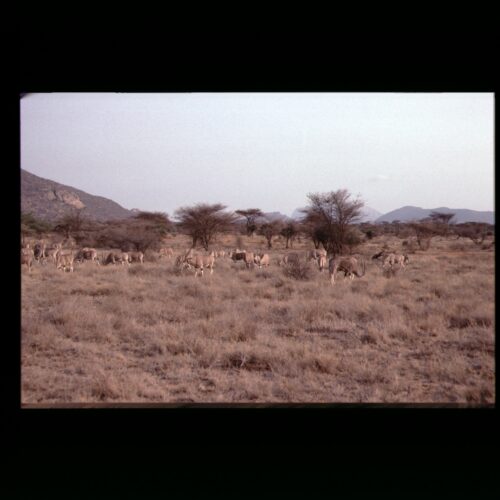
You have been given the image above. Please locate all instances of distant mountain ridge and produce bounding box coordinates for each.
[261,211,293,223]
[376,206,494,224]
[21,169,134,222]
[22,169,494,226]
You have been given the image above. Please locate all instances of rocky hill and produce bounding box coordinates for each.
[375,206,494,224]
[21,169,134,222]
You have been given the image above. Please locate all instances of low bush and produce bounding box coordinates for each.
[282,261,312,281]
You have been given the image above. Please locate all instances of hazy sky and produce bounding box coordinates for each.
[21,93,494,217]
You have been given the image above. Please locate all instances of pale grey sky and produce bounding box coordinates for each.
[21,93,494,217]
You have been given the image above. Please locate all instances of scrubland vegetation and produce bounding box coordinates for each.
[21,232,494,404]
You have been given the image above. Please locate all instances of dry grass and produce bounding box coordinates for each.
[21,234,495,404]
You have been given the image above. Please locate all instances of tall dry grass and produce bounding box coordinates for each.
[21,234,495,404]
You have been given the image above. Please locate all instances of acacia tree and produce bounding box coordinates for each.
[429,211,455,236]
[257,220,283,249]
[408,221,438,250]
[359,223,379,240]
[343,226,365,254]
[301,189,364,255]
[126,211,172,252]
[235,208,264,236]
[174,203,237,250]
[64,211,172,251]
[300,220,326,249]
[453,222,492,246]
[392,220,401,236]
[53,208,88,240]
[280,221,299,249]
[429,211,455,225]
[21,212,52,242]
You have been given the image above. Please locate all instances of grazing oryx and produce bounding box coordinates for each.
[75,247,100,265]
[177,251,215,277]
[255,253,270,268]
[175,249,195,268]
[104,252,118,265]
[230,250,246,261]
[117,252,130,265]
[382,252,409,270]
[104,252,130,266]
[243,252,256,269]
[42,243,62,266]
[278,252,300,266]
[21,248,34,273]
[306,249,327,262]
[56,252,75,272]
[317,254,327,272]
[373,250,400,270]
[128,251,144,264]
[372,250,392,265]
[55,248,74,268]
[33,241,46,264]
[329,256,366,285]
[159,247,174,259]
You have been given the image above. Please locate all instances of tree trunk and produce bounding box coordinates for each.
[202,235,210,251]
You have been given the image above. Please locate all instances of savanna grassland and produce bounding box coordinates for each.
[21,234,495,404]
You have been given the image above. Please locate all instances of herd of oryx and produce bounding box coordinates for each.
[21,239,410,285]
[20,240,148,274]
[174,247,410,284]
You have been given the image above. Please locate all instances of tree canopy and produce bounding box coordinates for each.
[429,211,455,225]
[257,220,283,249]
[301,189,364,254]
[21,212,53,239]
[174,203,238,250]
[235,208,264,236]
